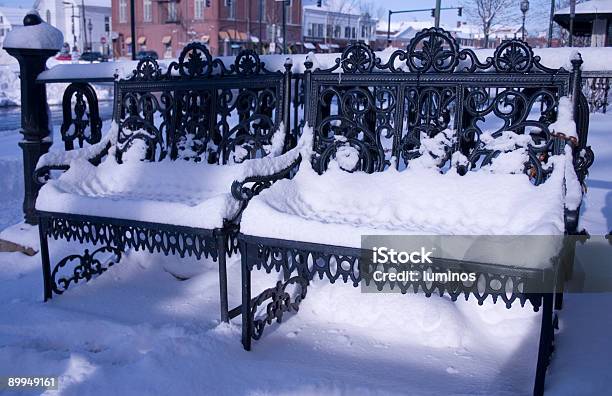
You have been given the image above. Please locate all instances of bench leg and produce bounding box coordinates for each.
[241,240,252,351]
[38,218,52,302]
[534,293,554,396]
[216,234,229,323]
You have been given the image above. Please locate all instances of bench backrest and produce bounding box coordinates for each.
[302,28,588,185]
[114,43,292,164]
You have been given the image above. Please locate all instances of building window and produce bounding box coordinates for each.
[195,0,204,19]
[327,24,332,37]
[307,23,313,37]
[335,25,340,38]
[225,0,236,19]
[286,0,292,24]
[317,23,324,38]
[352,27,356,39]
[119,0,127,23]
[143,0,152,22]
[344,26,350,38]
[168,1,178,22]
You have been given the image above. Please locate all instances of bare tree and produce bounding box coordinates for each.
[462,0,517,48]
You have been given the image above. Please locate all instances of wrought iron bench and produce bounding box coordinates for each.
[34,43,293,322]
[233,29,594,395]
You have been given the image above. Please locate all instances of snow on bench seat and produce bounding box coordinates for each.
[36,144,247,229]
[240,152,572,270]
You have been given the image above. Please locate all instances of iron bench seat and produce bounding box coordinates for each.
[34,44,294,323]
[233,29,594,396]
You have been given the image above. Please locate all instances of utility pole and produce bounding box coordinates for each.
[81,0,87,51]
[434,0,441,28]
[282,0,286,54]
[569,0,576,46]
[130,0,136,59]
[259,0,263,54]
[548,0,554,47]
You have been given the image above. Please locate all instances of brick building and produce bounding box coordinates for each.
[112,0,302,58]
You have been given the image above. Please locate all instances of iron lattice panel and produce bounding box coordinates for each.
[302,28,583,187]
[114,43,291,164]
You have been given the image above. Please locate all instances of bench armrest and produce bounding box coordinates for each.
[34,123,119,185]
[229,124,314,221]
[231,149,302,205]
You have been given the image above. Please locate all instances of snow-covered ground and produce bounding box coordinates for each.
[0,87,611,394]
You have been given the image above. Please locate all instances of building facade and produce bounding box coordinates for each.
[302,3,377,52]
[554,0,612,46]
[37,0,112,54]
[111,0,302,58]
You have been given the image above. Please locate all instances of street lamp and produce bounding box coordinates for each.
[87,18,93,50]
[274,0,289,54]
[520,0,529,41]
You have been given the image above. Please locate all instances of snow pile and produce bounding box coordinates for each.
[549,96,577,139]
[241,154,570,248]
[407,130,454,170]
[34,121,298,228]
[236,124,313,181]
[0,157,23,230]
[36,122,119,170]
[35,141,247,228]
[0,66,22,106]
[4,243,604,395]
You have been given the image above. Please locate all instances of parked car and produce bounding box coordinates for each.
[136,50,159,60]
[56,53,72,61]
[79,51,107,62]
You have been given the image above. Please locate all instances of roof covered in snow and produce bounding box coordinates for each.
[555,0,612,15]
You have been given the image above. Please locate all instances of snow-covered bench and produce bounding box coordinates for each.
[34,43,294,322]
[234,29,594,395]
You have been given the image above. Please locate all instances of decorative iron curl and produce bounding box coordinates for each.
[250,276,308,340]
[131,57,162,81]
[60,82,102,150]
[51,245,122,294]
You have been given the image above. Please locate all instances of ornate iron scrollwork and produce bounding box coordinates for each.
[51,245,122,294]
[60,82,102,150]
[42,215,219,261]
[250,276,308,340]
[304,29,575,182]
[117,44,288,165]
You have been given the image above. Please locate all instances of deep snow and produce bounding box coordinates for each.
[0,75,611,396]
[0,117,610,394]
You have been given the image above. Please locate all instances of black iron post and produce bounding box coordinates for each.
[282,0,287,54]
[259,0,263,54]
[434,0,441,28]
[387,10,391,46]
[130,0,136,60]
[4,13,62,224]
[548,0,554,47]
